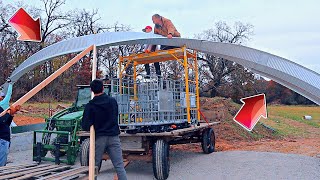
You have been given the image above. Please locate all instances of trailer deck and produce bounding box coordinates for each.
[78,122,219,137]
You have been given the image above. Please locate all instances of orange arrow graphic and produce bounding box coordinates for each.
[8,8,41,42]
[233,94,267,131]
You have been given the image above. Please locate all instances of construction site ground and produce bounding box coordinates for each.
[12,98,320,158]
[7,149,320,180]
[6,98,320,179]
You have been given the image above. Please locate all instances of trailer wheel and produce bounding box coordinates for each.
[80,138,90,166]
[152,139,170,180]
[79,138,102,171]
[201,128,215,154]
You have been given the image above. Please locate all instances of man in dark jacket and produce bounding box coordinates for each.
[0,105,20,166]
[81,79,127,180]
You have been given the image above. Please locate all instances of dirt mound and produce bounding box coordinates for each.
[200,97,239,121]
[13,103,69,126]
[199,97,276,142]
[172,97,285,155]
[13,115,45,126]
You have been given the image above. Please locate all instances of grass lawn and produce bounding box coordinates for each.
[260,105,320,138]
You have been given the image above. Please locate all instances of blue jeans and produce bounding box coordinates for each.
[0,138,9,166]
[95,135,127,180]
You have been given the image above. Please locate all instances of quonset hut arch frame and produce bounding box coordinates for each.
[2,32,320,105]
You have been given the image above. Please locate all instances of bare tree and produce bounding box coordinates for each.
[196,21,254,98]
[40,0,69,44]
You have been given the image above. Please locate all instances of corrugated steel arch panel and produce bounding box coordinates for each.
[2,32,319,104]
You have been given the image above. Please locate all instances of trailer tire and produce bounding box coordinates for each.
[80,138,90,166]
[152,139,170,180]
[79,138,102,171]
[201,128,215,154]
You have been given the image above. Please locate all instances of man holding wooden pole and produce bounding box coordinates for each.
[0,102,20,166]
[81,79,127,180]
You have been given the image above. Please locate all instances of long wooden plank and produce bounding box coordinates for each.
[78,122,219,137]
[0,45,93,118]
[11,166,70,180]
[0,163,37,172]
[0,164,51,176]
[170,122,219,136]
[89,44,97,180]
[40,166,89,180]
[60,174,88,180]
[0,165,59,179]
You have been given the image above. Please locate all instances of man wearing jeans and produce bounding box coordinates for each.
[81,79,127,180]
[0,106,20,166]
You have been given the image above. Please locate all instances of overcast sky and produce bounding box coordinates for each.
[11,0,320,74]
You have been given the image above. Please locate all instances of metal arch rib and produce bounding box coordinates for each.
[3,31,320,105]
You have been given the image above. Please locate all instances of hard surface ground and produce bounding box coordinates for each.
[8,101,320,179]
[8,149,320,180]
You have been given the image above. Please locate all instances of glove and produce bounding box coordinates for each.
[8,105,21,116]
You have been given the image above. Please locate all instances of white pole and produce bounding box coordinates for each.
[89,44,97,180]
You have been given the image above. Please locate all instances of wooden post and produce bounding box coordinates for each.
[89,45,97,180]
[0,45,94,117]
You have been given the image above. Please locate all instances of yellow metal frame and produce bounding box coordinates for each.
[118,46,200,124]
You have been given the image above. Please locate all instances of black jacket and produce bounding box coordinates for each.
[0,107,13,142]
[81,93,120,136]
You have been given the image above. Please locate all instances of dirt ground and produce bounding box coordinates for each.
[172,97,320,157]
[14,98,320,157]
[172,138,320,157]
[13,103,70,126]
[13,115,45,125]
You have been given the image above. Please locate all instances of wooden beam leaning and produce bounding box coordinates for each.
[0,45,94,118]
[89,44,97,180]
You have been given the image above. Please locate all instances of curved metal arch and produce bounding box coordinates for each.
[3,32,320,104]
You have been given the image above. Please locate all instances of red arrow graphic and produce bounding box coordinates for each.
[233,94,267,131]
[8,8,41,42]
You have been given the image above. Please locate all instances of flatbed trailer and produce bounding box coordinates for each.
[78,122,219,180]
